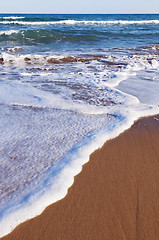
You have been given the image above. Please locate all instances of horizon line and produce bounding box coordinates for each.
[0,12,159,15]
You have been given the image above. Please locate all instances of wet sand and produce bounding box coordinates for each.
[2,115,159,240]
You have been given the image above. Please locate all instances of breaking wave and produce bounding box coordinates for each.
[0,16,25,20]
[1,19,159,26]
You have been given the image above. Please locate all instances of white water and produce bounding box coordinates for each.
[1,16,25,20]
[0,30,20,36]
[1,19,159,26]
[0,51,159,238]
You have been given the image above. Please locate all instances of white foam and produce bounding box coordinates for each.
[0,30,20,36]
[20,72,36,76]
[1,52,159,71]
[7,46,24,52]
[1,16,25,20]
[0,101,158,238]
[1,52,159,108]
[0,49,159,238]
[100,55,159,88]
[0,80,108,114]
[1,52,64,66]
[1,19,159,26]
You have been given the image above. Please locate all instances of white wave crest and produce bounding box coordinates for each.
[1,16,25,20]
[1,19,159,26]
[0,30,20,36]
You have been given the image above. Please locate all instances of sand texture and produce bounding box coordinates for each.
[2,115,159,240]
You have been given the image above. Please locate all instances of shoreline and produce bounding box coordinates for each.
[2,114,159,240]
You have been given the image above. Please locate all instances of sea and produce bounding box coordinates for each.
[0,14,159,237]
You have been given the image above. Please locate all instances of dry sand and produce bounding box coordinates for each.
[2,115,159,240]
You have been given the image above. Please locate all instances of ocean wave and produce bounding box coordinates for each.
[1,28,159,46]
[0,29,99,44]
[0,30,20,36]
[1,16,25,20]
[1,19,159,26]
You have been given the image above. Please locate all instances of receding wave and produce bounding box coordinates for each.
[1,19,159,26]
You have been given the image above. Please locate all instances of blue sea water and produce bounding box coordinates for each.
[0,14,159,237]
[0,14,159,52]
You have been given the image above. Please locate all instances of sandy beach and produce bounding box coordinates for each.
[1,114,159,240]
